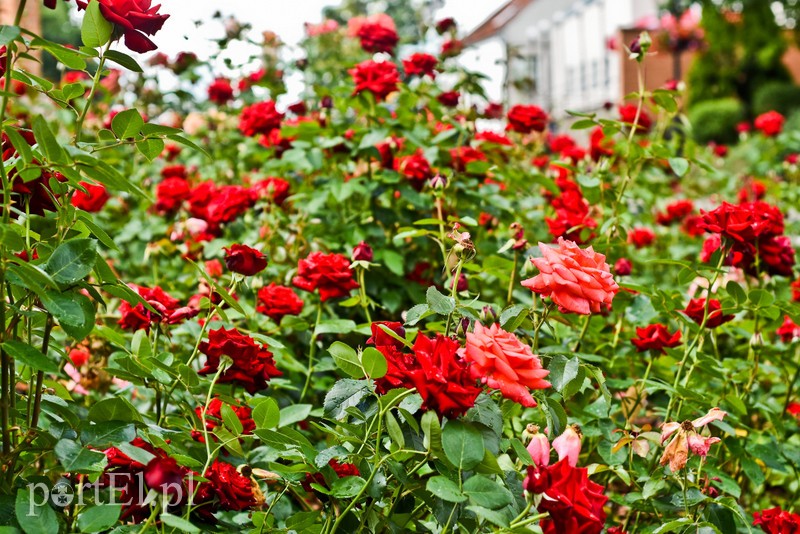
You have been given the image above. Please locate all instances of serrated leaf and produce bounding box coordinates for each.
[328,342,362,378]
[110,109,144,139]
[81,0,113,48]
[426,476,466,502]
[442,420,484,471]
[426,286,455,315]
[45,239,97,285]
[360,347,387,379]
[2,341,58,373]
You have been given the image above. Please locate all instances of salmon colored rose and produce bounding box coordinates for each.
[521,237,619,315]
[460,323,550,407]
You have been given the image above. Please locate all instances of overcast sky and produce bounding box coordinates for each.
[150,0,506,102]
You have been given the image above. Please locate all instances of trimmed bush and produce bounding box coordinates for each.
[752,81,800,117]
[688,98,745,144]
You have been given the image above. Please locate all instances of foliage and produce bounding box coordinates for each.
[752,81,800,117]
[688,97,745,143]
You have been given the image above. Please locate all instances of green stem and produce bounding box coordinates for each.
[572,314,591,352]
[357,268,371,324]
[74,41,112,145]
[506,251,518,306]
[300,301,323,401]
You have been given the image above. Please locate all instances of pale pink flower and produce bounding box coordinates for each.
[659,408,726,472]
[552,425,582,467]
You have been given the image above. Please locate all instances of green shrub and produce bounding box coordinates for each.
[752,81,800,116]
[688,98,745,144]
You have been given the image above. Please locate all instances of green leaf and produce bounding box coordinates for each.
[323,380,370,420]
[81,0,113,48]
[136,137,164,162]
[79,422,136,448]
[110,109,144,139]
[360,347,387,379]
[251,398,280,430]
[0,26,20,47]
[4,126,32,164]
[45,239,97,285]
[314,319,356,335]
[442,420,484,471]
[426,286,455,315]
[329,342,362,378]
[668,157,689,177]
[41,290,95,341]
[426,476,466,503]
[462,475,513,509]
[725,280,746,306]
[88,397,142,423]
[166,134,210,158]
[330,476,366,498]
[77,504,121,533]
[103,50,143,72]
[54,439,107,473]
[548,354,581,392]
[32,115,68,165]
[2,341,58,374]
[278,404,312,428]
[748,288,774,308]
[220,403,244,435]
[16,488,58,534]
[159,513,200,533]
[509,437,533,465]
[385,411,404,449]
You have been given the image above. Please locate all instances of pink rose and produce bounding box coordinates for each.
[521,237,619,315]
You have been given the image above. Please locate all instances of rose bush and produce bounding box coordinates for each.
[0,4,798,533]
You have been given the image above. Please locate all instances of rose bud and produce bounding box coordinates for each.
[629,37,641,54]
[224,244,268,276]
[321,96,333,109]
[526,426,551,468]
[451,273,468,292]
[352,241,374,262]
[69,348,90,367]
[614,258,632,276]
[429,174,447,189]
[552,425,582,467]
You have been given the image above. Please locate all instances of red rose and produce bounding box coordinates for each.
[238,100,284,137]
[409,334,482,419]
[155,177,190,214]
[792,279,800,302]
[288,101,307,115]
[349,60,400,101]
[72,181,110,212]
[526,458,608,534]
[207,77,234,105]
[356,21,399,54]
[475,131,513,146]
[195,460,261,512]
[754,110,784,137]
[253,177,291,205]
[628,227,655,248]
[161,164,187,179]
[256,283,305,322]
[436,17,456,34]
[759,235,796,277]
[198,327,281,394]
[69,348,90,367]
[224,244,267,276]
[753,506,800,534]
[118,284,183,331]
[449,146,487,173]
[437,90,460,107]
[351,241,374,262]
[545,179,596,244]
[76,0,170,54]
[483,102,504,119]
[589,127,614,160]
[631,324,682,353]
[144,456,184,496]
[738,180,766,203]
[682,298,734,329]
[506,104,548,134]
[656,199,694,225]
[292,251,360,302]
[440,39,463,58]
[614,258,632,276]
[402,53,438,78]
[777,315,800,343]
[194,398,255,442]
[394,150,434,188]
[203,185,256,227]
[618,103,652,132]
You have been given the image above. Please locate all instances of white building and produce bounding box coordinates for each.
[464,0,659,118]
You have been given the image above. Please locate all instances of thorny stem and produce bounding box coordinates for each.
[29,316,53,431]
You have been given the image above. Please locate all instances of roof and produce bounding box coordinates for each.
[463,0,536,46]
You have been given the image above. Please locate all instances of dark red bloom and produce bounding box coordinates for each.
[194,398,255,440]
[72,181,110,212]
[754,111,784,137]
[352,241,374,262]
[753,506,800,534]
[302,459,360,494]
[238,100,284,137]
[506,104,548,134]
[118,284,190,331]
[483,102,504,120]
[628,227,655,248]
[437,90,460,107]
[614,258,632,276]
[758,235,796,277]
[440,39,463,58]
[792,279,800,302]
[207,77,234,105]
[657,199,694,225]
[409,334,481,419]
[224,244,267,276]
[292,251,359,302]
[203,185,256,228]
[402,53,438,78]
[144,456,184,496]
[195,460,261,512]
[682,298,734,329]
[394,150,434,188]
[356,22,399,54]
[155,177,190,214]
[435,17,456,34]
[619,104,652,132]
[450,146,487,173]
[524,458,608,534]
[256,283,304,322]
[76,0,170,54]
[589,127,614,160]
[349,60,400,101]
[198,327,281,393]
[631,324,682,353]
